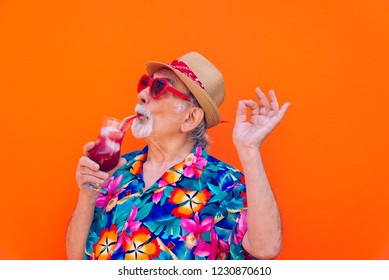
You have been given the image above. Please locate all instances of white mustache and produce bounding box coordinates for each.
[135,104,151,119]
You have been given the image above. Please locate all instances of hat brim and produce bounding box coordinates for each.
[146,61,221,128]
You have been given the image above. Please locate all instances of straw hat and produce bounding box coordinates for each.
[146,52,225,128]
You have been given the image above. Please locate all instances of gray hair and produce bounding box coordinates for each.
[187,93,210,149]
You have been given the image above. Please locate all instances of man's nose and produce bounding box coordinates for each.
[137,88,150,104]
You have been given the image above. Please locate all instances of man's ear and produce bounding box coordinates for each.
[181,107,204,133]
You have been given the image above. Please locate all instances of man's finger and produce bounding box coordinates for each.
[243,100,260,116]
[78,166,109,181]
[256,88,270,108]
[78,156,100,171]
[256,88,271,114]
[235,100,247,124]
[83,141,95,155]
[277,102,291,120]
[78,174,107,186]
[268,90,279,111]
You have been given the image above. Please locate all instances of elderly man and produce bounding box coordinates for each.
[66,52,289,260]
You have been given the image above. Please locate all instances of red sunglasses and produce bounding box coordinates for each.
[137,74,190,102]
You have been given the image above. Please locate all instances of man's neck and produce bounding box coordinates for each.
[145,137,196,166]
[141,137,197,191]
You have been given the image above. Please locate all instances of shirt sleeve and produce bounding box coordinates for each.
[212,164,258,260]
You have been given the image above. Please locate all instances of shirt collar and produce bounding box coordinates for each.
[127,143,209,181]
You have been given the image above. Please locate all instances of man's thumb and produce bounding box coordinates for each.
[235,100,247,124]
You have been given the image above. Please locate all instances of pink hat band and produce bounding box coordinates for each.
[168,60,205,90]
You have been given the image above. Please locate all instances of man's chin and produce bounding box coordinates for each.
[131,132,151,139]
[131,121,152,139]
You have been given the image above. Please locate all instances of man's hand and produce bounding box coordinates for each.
[76,141,126,195]
[232,87,288,259]
[233,88,290,150]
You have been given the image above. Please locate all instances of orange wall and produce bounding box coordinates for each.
[0,0,388,259]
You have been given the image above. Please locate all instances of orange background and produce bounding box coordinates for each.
[0,0,388,260]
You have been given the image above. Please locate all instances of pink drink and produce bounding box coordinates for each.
[88,126,125,172]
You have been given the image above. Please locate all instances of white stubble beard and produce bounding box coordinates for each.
[131,104,153,138]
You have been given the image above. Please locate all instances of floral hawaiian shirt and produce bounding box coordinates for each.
[84,144,253,260]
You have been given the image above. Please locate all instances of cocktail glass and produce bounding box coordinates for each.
[85,116,134,193]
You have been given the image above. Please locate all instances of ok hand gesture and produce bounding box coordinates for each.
[233,88,290,151]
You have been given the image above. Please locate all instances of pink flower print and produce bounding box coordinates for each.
[152,186,166,204]
[184,233,198,249]
[180,212,213,249]
[193,229,230,259]
[123,205,142,233]
[183,146,207,179]
[207,228,230,260]
[193,241,212,257]
[116,205,142,251]
[96,174,125,212]
[234,211,248,245]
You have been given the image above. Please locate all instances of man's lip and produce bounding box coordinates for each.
[136,113,148,119]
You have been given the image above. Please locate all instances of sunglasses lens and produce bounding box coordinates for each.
[138,75,150,92]
[150,79,166,98]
